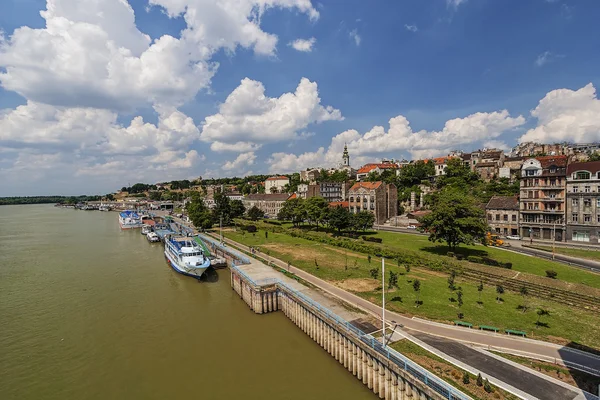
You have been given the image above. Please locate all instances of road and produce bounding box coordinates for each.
[212,232,600,376]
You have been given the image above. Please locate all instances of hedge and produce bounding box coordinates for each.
[362,236,383,243]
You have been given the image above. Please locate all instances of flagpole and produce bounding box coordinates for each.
[382,257,386,346]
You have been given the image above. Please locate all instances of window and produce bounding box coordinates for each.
[487,214,492,221]
[572,213,578,223]
[495,214,500,221]
[503,214,508,221]
[597,198,600,208]
[512,215,517,222]
[572,198,579,206]
[597,214,600,223]
[584,214,592,223]
[585,186,591,193]
[573,186,579,193]
[572,231,590,242]
[525,169,536,176]
[550,167,556,173]
[584,199,592,207]
[576,171,591,180]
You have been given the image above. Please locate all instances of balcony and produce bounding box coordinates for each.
[520,209,564,213]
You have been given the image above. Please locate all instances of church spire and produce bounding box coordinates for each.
[342,143,349,166]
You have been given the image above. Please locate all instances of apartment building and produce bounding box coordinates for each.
[348,181,397,225]
[485,196,519,236]
[264,176,290,194]
[519,156,568,241]
[243,193,292,218]
[566,161,600,243]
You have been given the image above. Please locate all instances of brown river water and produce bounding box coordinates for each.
[0,204,373,399]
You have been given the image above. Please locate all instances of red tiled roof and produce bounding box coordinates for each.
[357,163,398,174]
[349,181,383,191]
[329,201,349,208]
[288,193,297,199]
[567,161,600,175]
[266,176,289,181]
[535,155,568,168]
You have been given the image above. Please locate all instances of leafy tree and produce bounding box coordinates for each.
[328,205,351,233]
[419,187,487,251]
[186,199,213,230]
[495,285,504,303]
[148,191,162,201]
[247,205,263,221]
[212,192,232,225]
[520,286,528,312]
[477,281,484,303]
[230,200,246,219]
[413,279,421,306]
[278,198,306,226]
[104,193,115,201]
[536,308,550,326]
[388,271,398,289]
[588,152,600,162]
[405,264,411,273]
[369,268,379,280]
[545,270,558,279]
[305,196,329,229]
[351,211,375,232]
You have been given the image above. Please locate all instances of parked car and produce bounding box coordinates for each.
[407,225,417,230]
[506,235,521,240]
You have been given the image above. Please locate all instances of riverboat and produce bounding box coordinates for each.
[164,236,211,278]
[146,232,160,242]
[141,225,152,235]
[99,204,112,212]
[118,210,143,229]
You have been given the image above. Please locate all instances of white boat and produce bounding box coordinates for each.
[141,225,152,235]
[119,210,143,229]
[99,204,112,212]
[146,232,160,242]
[164,236,211,279]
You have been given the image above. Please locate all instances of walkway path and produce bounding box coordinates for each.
[212,232,600,377]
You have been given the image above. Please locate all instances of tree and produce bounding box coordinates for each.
[328,205,351,233]
[520,286,528,312]
[351,211,375,232]
[405,264,411,273]
[589,152,600,162]
[545,270,558,279]
[247,205,263,221]
[278,198,305,226]
[186,198,213,230]
[495,285,504,303]
[419,187,487,251]
[536,308,550,326]
[462,372,470,385]
[483,379,493,393]
[477,281,484,303]
[476,373,483,387]
[369,268,379,280]
[447,271,456,291]
[212,192,232,225]
[230,200,246,219]
[388,271,398,289]
[457,289,463,308]
[413,279,421,306]
[305,196,329,229]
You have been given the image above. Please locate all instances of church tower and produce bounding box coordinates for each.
[342,144,350,167]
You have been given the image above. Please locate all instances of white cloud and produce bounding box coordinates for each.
[268,110,525,172]
[210,141,262,152]
[289,37,316,52]
[349,29,361,46]
[447,0,467,8]
[200,77,342,148]
[535,51,563,67]
[519,83,600,144]
[222,152,256,171]
[0,0,319,111]
[404,24,418,32]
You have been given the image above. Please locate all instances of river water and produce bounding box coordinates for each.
[0,204,372,400]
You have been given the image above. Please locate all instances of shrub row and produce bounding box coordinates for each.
[465,255,512,269]
[362,236,383,243]
[263,219,283,226]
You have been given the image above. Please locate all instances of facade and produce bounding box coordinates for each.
[310,181,348,202]
[485,196,519,236]
[242,193,292,218]
[474,162,498,182]
[433,157,452,176]
[501,157,525,181]
[297,183,308,199]
[226,192,244,201]
[566,161,600,244]
[356,163,400,181]
[519,156,568,241]
[300,168,320,183]
[348,181,398,225]
[264,176,290,194]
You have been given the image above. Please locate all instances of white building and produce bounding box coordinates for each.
[264,176,290,194]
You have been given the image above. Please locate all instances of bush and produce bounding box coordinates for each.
[462,372,470,385]
[455,254,464,260]
[447,252,455,258]
[264,220,282,226]
[483,378,493,393]
[362,236,383,243]
[246,225,257,233]
[502,262,513,269]
[467,256,483,264]
[546,270,558,279]
[476,373,483,387]
[482,256,500,266]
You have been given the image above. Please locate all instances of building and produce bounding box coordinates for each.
[519,156,568,241]
[297,183,309,199]
[485,196,519,236]
[348,181,398,225]
[500,157,525,181]
[356,163,400,181]
[431,157,454,176]
[264,176,290,194]
[242,193,292,218]
[226,192,244,201]
[566,161,600,244]
[300,168,320,183]
[474,162,498,181]
[304,181,349,202]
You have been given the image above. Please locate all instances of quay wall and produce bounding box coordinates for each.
[231,264,470,400]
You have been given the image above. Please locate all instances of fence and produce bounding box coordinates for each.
[231,263,470,400]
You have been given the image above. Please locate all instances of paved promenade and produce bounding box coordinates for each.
[212,232,600,376]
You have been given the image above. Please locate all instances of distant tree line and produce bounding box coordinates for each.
[0,195,102,205]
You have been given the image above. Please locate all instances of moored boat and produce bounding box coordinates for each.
[164,236,211,279]
[119,210,143,229]
[141,225,152,235]
[146,232,160,242]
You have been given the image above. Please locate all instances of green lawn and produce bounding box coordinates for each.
[223,228,600,349]
[528,244,600,262]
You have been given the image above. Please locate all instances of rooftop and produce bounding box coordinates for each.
[567,160,600,175]
[486,195,519,210]
[246,193,291,201]
[266,176,289,181]
[349,181,383,191]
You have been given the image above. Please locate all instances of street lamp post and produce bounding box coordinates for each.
[220,213,223,244]
[381,257,386,347]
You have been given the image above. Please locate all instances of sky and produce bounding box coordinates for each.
[1,0,600,196]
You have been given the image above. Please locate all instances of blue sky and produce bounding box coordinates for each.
[1,0,600,195]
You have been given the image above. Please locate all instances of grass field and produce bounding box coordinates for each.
[223,228,600,349]
[528,244,600,262]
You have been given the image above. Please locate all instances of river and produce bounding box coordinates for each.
[0,204,372,399]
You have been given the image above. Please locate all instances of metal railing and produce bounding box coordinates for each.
[231,263,470,400]
[199,234,252,265]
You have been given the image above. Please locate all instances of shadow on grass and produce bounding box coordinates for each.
[391,296,403,302]
[421,245,490,258]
